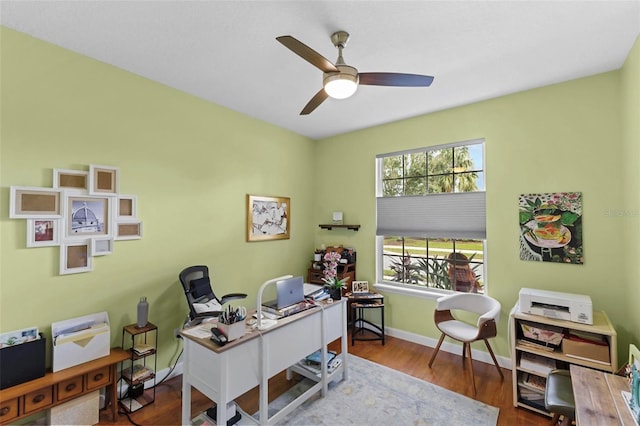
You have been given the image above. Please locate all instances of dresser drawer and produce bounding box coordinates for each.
[57,376,83,401]
[0,397,19,423]
[86,366,110,390]
[23,386,53,414]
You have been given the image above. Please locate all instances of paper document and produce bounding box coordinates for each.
[181,323,214,339]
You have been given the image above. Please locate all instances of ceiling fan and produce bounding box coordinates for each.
[276,31,434,115]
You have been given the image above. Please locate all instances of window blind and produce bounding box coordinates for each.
[376,192,486,239]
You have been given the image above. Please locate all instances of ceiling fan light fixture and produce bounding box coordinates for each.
[323,65,358,99]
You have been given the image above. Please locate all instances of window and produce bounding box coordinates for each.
[376,139,485,296]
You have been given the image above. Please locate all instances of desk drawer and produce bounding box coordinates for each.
[86,366,110,390]
[23,386,53,414]
[57,376,83,401]
[0,397,18,423]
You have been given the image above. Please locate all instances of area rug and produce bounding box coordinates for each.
[273,354,499,425]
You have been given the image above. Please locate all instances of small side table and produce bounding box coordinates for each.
[348,292,385,345]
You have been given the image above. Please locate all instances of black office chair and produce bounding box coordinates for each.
[179,265,247,322]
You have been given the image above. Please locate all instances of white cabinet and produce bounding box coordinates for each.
[510,306,618,416]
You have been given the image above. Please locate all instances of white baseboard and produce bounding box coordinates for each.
[384,326,512,370]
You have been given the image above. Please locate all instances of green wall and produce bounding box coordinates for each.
[1,26,638,372]
[314,35,640,363]
[0,28,316,370]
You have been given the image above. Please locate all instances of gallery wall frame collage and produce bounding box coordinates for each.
[9,165,143,275]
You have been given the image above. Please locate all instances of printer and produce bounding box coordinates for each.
[518,288,593,325]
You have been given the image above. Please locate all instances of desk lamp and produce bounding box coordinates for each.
[256,275,293,330]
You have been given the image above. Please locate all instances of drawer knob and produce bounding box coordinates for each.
[65,382,77,392]
[93,373,104,381]
[32,394,45,403]
[0,406,10,416]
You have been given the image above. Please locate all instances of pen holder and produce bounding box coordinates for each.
[217,320,245,342]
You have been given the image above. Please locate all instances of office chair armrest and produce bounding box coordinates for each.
[219,293,248,305]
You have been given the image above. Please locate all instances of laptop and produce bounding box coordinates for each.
[262,276,305,310]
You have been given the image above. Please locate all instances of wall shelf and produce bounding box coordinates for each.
[318,224,360,231]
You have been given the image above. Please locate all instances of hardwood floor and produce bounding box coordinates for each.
[99,334,549,425]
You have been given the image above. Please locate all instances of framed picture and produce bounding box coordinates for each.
[26,219,61,247]
[352,281,370,294]
[117,195,137,219]
[115,221,143,240]
[60,241,93,275]
[91,237,114,256]
[246,194,290,242]
[10,186,62,218]
[53,169,88,193]
[89,164,119,196]
[65,195,112,239]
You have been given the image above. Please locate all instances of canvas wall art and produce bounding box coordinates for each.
[519,192,583,264]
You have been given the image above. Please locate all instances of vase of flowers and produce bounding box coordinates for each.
[322,251,349,300]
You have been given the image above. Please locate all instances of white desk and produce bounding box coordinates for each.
[180,299,348,425]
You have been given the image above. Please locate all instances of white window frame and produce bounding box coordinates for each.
[374,138,486,300]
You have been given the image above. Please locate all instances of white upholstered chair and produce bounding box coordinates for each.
[428,293,504,394]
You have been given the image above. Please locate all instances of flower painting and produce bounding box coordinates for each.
[519,192,583,264]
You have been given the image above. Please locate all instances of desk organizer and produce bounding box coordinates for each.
[216,321,245,342]
[0,333,46,389]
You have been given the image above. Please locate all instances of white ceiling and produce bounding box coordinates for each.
[2,1,639,140]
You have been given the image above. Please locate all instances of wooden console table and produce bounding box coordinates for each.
[0,348,128,424]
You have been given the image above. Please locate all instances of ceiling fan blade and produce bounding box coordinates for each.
[300,89,329,115]
[359,72,434,87]
[276,35,339,73]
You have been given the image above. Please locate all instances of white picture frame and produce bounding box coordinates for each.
[10,186,63,219]
[89,164,119,196]
[117,195,137,219]
[352,280,370,294]
[60,241,93,275]
[115,220,143,240]
[53,169,89,193]
[91,237,114,256]
[26,219,61,248]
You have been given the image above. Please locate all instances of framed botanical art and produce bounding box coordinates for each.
[91,237,114,256]
[246,194,290,242]
[89,164,119,196]
[10,186,62,219]
[115,220,143,240]
[60,241,93,275]
[53,169,88,193]
[65,195,112,239]
[26,219,61,247]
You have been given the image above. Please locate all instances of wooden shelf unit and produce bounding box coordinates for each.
[119,323,157,413]
[510,306,618,417]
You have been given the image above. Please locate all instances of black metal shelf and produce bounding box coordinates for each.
[318,224,360,231]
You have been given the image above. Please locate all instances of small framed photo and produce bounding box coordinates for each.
[53,169,88,193]
[60,241,93,275]
[117,195,137,219]
[10,186,62,218]
[352,281,370,294]
[26,219,61,248]
[89,164,119,196]
[91,237,114,256]
[115,220,143,240]
[246,194,290,242]
[65,195,112,239]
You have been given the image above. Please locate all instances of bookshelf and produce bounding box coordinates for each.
[119,323,157,413]
[510,305,618,416]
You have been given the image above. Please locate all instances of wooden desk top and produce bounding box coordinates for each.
[570,364,635,426]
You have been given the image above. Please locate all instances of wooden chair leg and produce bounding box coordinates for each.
[549,413,560,425]
[428,333,446,367]
[484,339,504,379]
[466,342,476,395]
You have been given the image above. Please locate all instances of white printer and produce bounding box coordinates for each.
[518,288,593,325]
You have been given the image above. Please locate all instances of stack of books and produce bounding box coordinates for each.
[133,343,154,355]
[296,350,342,378]
[518,372,546,409]
[121,364,154,382]
[519,352,556,375]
